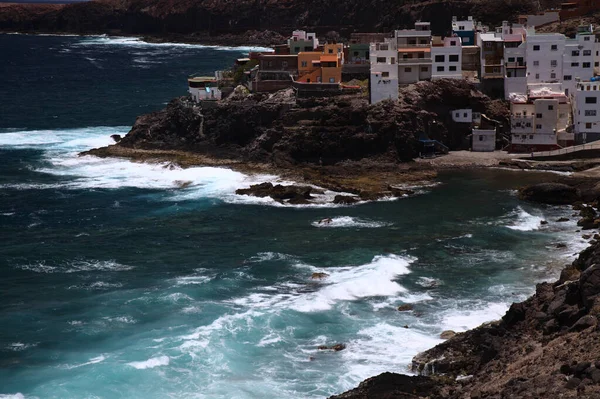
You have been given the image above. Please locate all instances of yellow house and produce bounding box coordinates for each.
[297,43,343,83]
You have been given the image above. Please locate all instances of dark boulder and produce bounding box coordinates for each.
[333,195,359,205]
[327,372,441,399]
[518,183,580,205]
[579,264,600,308]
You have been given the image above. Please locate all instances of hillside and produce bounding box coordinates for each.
[0,0,555,44]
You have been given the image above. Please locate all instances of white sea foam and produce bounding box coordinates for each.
[65,355,106,369]
[505,207,545,231]
[73,35,272,52]
[440,302,509,332]
[340,323,442,386]
[311,216,390,229]
[0,394,26,399]
[127,355,170,369]
[6,342,37,352]
[18,260,133,274]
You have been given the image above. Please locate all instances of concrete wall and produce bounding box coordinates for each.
[472,129,496,151]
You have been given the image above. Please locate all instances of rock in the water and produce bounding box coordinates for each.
[311,272,329,280]
[540,220,548,225]
[518,183,580,205]
[318,343,346,352]
[110,134,122,143]
[557,217,570,222]
[397,304,414,312]
[440,330,456,339]
[173,180,193,189]
[333,195,359,205]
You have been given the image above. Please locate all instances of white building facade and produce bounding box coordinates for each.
[573,80,600,143]
[394,22,433,84]
[472,129,496,152]
[370,40,399,104]
[431,36,463,79]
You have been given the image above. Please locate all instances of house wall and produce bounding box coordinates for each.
[451,109,472,123]
[472,129,496,152]
[574,82,600,140]
[431,38,462,79]
[189,86,222,101]
[259,55,298,75]
[525,33,565,85]
[563,32,596,95]
[370,41,399,104]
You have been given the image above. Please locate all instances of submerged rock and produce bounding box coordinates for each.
[311,272,329,280]
[318,343,346,352]
[397,304,414,312]
[519,183,580,205]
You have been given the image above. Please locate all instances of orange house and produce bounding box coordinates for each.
[297,43,343,83]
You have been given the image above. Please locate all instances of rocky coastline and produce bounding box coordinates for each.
[82,79,510,205]
[328,179,600,399]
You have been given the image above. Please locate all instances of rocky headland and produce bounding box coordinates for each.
[83,79,509,204]
[0,0,563,45]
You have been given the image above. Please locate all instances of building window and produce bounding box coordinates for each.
[449,66,457,71]
[572,50,580,56]
[533,61,539,66]
[437,66,445,72]
[328,49,333,54]
[551,73,556,79]
[485,42,492,48]
[564,75,572,81]
[548,105,554,110]
[571,62,579,67]
[479,136,483,141]
[376,57,386,63]
[586,97,598,104]
[551,60,557,67]
[405,67,412,72]
[583,62,591,68]
[551,44,558,51]
[584,50,592,56]
[282,61,288,68]
[294,47,300,53]
[533,45,540,51]
[596,62,600,67]
[391,57,396,65]
[382,71,389,77]
[301,61,308,67]
[529,135,534,139]
[449,55,459,62]
[585,110,597,116]
[522,135,527,139]
[421,66,428,72]
[508,57,515,62]
[419,39,428,45]
[329,77,335,83]
[353,51,359,56]
[516,122,522,127]
[536,124,542,129]
[586,123,593,129]
[526,122,532,127]
[435,55,445,62]
[450,41,457,46]
[536,113,543,118]
[463,112,468,118]
[535,73,540,79]
[455,112,460,117]
[584,36,591,41]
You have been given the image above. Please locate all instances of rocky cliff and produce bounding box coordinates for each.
[328,179,600,399]
[86,79,507,167]
[331,234,600,398]
[0,0,559,44]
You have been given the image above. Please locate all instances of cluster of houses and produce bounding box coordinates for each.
[187,0,600,153]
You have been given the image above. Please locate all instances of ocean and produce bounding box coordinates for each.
[0,33,587,399]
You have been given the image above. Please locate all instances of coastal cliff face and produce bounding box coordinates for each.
[331,235,600,399]
[88,80,507,168]
[0,0,557,44]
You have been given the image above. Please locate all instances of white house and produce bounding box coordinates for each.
[431,36,463,79]
[509,88,571,152]
[573,80,600,143]
[562,25,597,96]
[370,39,399,104]
[525,31,565,86]
[451,109,473,123]
[472,129,496,152]
[504,41,527,99]
[287,30,319,54]
[394,22,433,84]
[188,76,222,102]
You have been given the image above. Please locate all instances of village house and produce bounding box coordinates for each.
[431,36,463,79]
[477,21,527,97]
[287,30,319,55]
[472,129,496,152]
[573,79,600,144]
[394,22,433,84]
[297,43,343,84]
[188,75,222,102]
[452,16,478,46]
[509,86,571,152]
[369,39,399,104]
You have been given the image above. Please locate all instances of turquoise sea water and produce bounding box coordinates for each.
[0,34,588,399]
